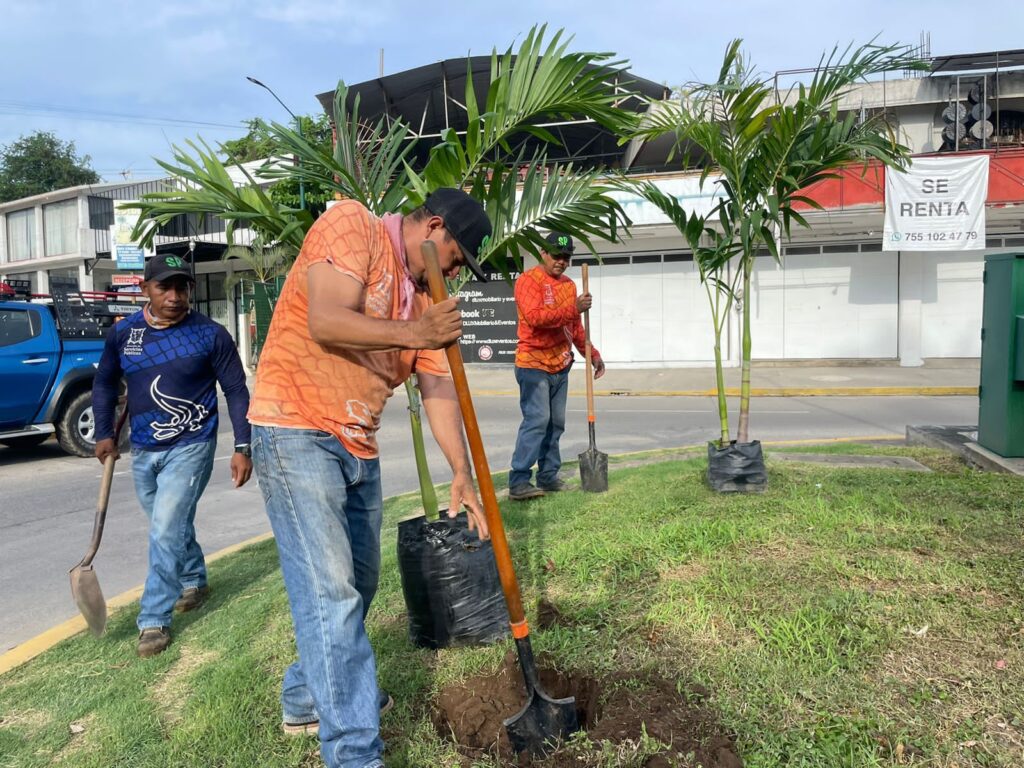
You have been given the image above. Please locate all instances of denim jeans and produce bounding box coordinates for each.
[131,438,216,631]
[252,425,385,768]
[509,364,570,489]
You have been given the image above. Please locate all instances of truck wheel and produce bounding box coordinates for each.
[56,392,131,458]
[57,392,96,458]
[0,434,50,449]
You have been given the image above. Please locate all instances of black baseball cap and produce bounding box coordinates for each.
[145,253,195,283]
[424,188,492,282]
[544,232,575,257]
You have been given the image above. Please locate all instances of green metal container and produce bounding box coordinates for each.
[978,253,1024,457]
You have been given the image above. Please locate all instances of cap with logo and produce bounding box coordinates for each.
[423,188,492,282]
[144,253,195,283]
[544,232,575,257]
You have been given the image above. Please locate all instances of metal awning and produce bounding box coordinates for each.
[314,56,670,170]
[930,49,1024,73]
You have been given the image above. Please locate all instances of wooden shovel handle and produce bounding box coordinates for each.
[582,264,595,423]
[79,405,128,568]
[421,242,527,631]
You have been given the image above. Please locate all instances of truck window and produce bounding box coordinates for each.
[0,309,40,347]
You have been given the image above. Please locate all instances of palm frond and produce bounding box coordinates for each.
[257,82,415,215]
[127,138,309,252]
[479,158,630,274]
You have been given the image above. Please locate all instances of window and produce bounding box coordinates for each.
[44,199,78,256]
[0,309,39,347]
[6,209,36,261]
[48,267,80,290]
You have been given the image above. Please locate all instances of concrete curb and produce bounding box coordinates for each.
[474,387,978,398]
[0,433,907,677]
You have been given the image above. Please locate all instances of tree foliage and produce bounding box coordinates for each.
[131,25,640,279]
[631,39,926,445]
[222,115,336,213]
[0,131,100,202]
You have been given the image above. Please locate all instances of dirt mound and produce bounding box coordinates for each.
[434,651,741,767]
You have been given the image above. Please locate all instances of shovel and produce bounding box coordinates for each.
[422,242,578,756]
[70,406,128,637]
[578,264,608,493]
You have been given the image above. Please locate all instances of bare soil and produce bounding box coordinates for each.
[434,647,742,767]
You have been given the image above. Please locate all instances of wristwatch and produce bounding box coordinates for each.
[234,444,252,458]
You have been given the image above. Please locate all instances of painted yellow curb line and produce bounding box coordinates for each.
[0,533,275,676]
[0,433,907,676]
[472,386,977,397]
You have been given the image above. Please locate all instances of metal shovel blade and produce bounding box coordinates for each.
[578,435,608,493]
[504,683,579,756]
[70,564,107,637]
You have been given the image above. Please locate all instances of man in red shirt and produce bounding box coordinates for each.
[509,232,605,500]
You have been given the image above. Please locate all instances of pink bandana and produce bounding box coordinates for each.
[382,213,418,321]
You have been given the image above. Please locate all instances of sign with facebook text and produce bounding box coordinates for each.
[884,155,988,251]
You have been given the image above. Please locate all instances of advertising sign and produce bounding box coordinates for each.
[110,201,154,269]
[884,155,989,251]
[457,262,519,364]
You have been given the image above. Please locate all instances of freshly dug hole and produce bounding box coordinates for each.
[434,651,742,767]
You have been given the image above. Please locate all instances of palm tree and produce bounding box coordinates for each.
[221,234,296,289]
[130,24,644,513]
[220,235,297,368]
[630,39,925,487]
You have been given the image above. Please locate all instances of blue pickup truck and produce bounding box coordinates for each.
[0,280,133,457]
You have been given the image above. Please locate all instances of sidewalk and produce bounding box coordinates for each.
[464,359,980,397]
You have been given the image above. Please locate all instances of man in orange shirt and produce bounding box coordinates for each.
[509,232,605,500]
[248,189,491,768]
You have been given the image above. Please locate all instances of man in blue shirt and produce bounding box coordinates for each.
[93,253,252,658]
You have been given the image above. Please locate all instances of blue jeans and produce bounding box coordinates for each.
[509,365,570,489]
[131,438,216,631]
[252,425,385,768]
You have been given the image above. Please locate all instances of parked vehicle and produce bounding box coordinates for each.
[0,279,137,457]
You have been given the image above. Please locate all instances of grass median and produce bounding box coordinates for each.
[1,444,1022,767]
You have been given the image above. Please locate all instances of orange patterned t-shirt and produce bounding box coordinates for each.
[247,201,448,459]
[514,266,601,373]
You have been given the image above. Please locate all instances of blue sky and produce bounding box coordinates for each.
[2,0,1021,183]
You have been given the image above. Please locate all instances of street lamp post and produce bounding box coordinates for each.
[246,76,306,211]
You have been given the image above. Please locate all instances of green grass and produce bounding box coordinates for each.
[2,446,1023,767]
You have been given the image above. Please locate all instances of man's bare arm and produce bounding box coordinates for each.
[418,372,489,539]
[306,263,461,350]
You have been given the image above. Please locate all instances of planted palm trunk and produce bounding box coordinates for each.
[706,260,766,492]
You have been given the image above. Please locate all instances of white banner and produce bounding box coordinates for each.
[608,175,725,225]
[884,155,988,251]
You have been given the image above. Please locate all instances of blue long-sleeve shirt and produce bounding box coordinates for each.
[92,310,251,451]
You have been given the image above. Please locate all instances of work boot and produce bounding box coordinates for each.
[174,585,209,613]
[537,478,568,492]
[508,484,545,501]
[283,690,394,737]
[137,627,171,658]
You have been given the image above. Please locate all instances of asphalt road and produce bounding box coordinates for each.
[0,392,977,653]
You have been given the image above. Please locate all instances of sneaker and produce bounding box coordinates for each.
[282,690,394,737]
[537,478,568,492]
[137,627,171,658]
[174,585,209,613]
[508,484,545,501]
